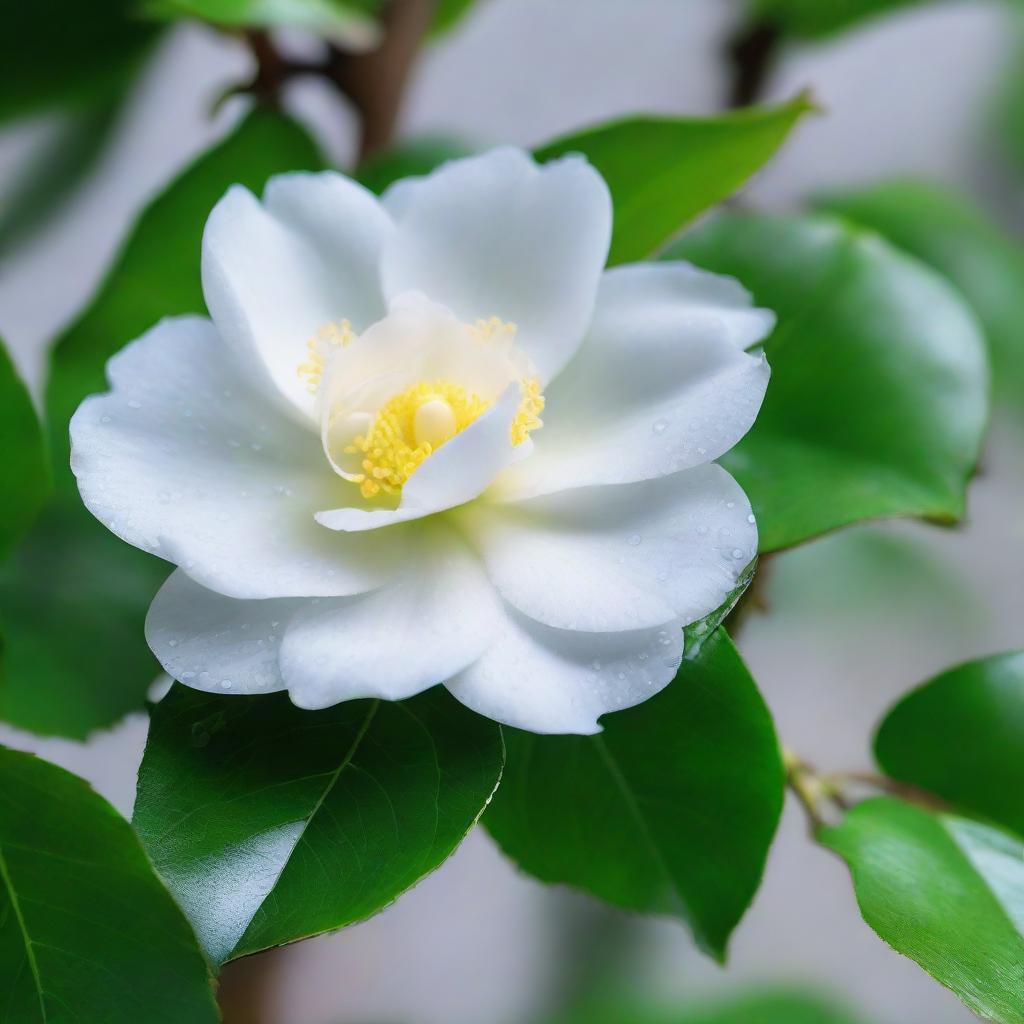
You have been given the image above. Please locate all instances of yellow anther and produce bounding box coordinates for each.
[345,376,544,500]
[467,316,518,343]
[297,319,355,394]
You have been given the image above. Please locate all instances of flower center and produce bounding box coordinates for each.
[344,377,544,499]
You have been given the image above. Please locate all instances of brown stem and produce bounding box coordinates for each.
[827,771,953,813]
[725,17,782,108]
[783,749,827,834]
[216,949,288,1024]
[326,0,435,160]
[240,0,434,162]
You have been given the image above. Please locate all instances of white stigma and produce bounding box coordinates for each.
[413,398,458,449]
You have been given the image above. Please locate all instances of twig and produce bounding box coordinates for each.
[240,0,435,162]
[326,0,435,160]
[724,17,782,108]
[825,771,952,813]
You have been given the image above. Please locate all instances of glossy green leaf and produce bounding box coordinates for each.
[0,110,324,739]
[535,95,812,266]
[748,0,933,38]
[145,0,380,42]
[0,341,48,563]
[0,746,219,1023]
[556,989,867,1024]
[817,180,1024,414]
[821,798,1024,1024]
[671,213,989,552]
[134,685,503,965]
[874,651,1024,838]
[485,629,783,961]
[0,0,158,125]
[357,137,474,194]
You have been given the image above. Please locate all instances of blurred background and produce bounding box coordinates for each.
[1,1,1022,1022]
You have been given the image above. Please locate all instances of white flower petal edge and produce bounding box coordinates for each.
[380,146,612,384]
[446,611,686,735]
[280,523,504,707]
[146,570,295,694]
[202,172,392,422]
[147,524,505,707]
[493,261,773,501]
[70,316,406,599]
[462,465,757,633]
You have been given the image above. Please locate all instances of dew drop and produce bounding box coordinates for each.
[627,533,642,547]
[652,418,669,435]
[732,548,744,559]
[127,399,141,410]
[220,679,233,690]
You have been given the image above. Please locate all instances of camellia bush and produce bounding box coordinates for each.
[1,1,1022,1022]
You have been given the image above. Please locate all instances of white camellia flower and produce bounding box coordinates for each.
[70,148,772,734]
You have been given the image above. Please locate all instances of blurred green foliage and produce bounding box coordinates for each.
[0,111,324,738]
[818,180,1024,419]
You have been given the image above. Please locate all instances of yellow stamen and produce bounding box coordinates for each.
[297,319,354,394]
[467,316,518,343]
[344,377,544,499]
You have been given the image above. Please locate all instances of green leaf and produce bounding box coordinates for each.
[874,651,1024,838]
[535,95,812,266]
[357,137,474,194]
[821,798,1024,1024]
[485,628,783,961]
[145,0,380,43]
[555,989,867,1024]
[430,0,477,36]
[748,0,933,39]
[670,213,989,552]
[0,746,219,1023]
[0,0,158,125]
[817,180,1024,416]
[0,109,325,739]
[134,685,503,965]
[0,341,48,563]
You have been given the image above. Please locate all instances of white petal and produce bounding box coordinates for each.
[466,465,756,632]
[202,173,392,421]
[447,612,685,735]
[315,383,521,531]
[280,524,503,707]
[321,293,520,417]
[380,147,611,383]
[70,316,405,598]
[494,262,772,500]
[146,570,297,695]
